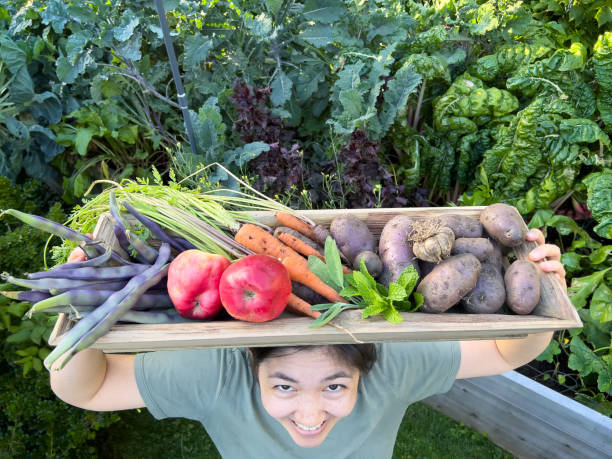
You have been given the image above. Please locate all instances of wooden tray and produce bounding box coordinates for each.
[49,206,581,352]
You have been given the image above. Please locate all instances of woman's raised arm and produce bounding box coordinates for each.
[456,228,565,379]
[49,349,145,411]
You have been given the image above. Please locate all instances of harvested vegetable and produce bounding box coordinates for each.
[167,250,231,319]
[45,243,172,370]
[27,290,173,317]
[274,211,331,247]
[277,232,325,261]
[281,255,346,304]
[461,263,505,314]
[291,281,328,306]
[273,226,323,252]
[504,260,541,314]
[27,264,150,281]
[0,290,51,303]
[410,221,455,263]
[417,253,481,313]
[219,254,292,322]
[378,215,420,286]
[352,251,382,278]
[480,203,527,247]
[274,212,317,240]
[439,214,483,238]
[330,215,382,275]
[235,223,301,260]
[451,237,495,263]
[286,294,321,319]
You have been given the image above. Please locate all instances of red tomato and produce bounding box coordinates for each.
[167,250,231,319]
[219,254,291,322]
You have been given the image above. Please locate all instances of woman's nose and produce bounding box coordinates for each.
[294,394,325,424]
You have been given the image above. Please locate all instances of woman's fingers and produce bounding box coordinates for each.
[537,260,567,288]
[526,228,545,245]
[528,243,561,262]
[526,228,566,289]
[66,249,87,263]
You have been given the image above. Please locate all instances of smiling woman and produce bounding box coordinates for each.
[48,230,566,458]
[249,345,376,448]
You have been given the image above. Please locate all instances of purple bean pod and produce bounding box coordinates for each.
[45,243,171,370]
[27,264,150,281]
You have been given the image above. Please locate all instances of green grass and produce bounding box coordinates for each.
[94,403,511,458]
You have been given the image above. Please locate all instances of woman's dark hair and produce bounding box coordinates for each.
[249,344,377,376]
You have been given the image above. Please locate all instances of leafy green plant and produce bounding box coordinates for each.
[0,177,119,456]
[529,205,611,414]
[308,237,422,327]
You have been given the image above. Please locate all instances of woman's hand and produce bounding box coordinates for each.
[526,228,566,290]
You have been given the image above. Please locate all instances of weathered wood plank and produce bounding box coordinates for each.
[49,307,579,351]
[424,371,612,459]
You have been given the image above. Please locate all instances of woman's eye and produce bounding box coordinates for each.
[275,385,294,392]
[327,384,344,392]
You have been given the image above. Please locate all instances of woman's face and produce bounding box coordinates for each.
[257,347,360,448]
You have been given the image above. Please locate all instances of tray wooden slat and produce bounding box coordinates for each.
[48,206,582,352]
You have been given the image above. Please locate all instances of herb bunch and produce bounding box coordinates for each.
[308,237,422,327]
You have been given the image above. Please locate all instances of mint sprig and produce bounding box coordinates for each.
[307,237,422,327]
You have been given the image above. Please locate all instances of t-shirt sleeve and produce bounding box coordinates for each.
[134,348,239,421]
[373,341,461,404]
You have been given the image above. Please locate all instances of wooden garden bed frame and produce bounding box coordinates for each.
[49,206,581,352]
[425,370,612,459]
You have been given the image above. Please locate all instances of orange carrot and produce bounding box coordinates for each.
[281,256,346,304]
[286,294,320,319]
[235,224,302,260]
[274,212,315,239]
[277,233,352,274]
[278,233,325,261]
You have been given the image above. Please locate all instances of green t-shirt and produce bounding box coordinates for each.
[135,341,460,458]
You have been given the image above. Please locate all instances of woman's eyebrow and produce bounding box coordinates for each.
[268,372,298,383]
[322,371,353,382]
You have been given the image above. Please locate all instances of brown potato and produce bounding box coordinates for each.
[480,203,527,247]
[504,260,541,314]
[439,214,483,238]
[461,263,505,313]
[417,254,481,313]
[451,237,495,263]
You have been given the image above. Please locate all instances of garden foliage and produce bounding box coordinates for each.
[0,0,610,424]
[0,177,119,457]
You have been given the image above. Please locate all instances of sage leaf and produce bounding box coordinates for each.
[323,236,344,291]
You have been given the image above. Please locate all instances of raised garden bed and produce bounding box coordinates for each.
[424,370,612,459]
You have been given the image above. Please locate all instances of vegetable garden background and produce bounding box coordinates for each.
[1,0,610,456]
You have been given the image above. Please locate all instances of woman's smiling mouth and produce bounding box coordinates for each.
[291,419,326,435]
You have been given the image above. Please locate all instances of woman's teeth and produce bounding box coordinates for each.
[294,420,323,431]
